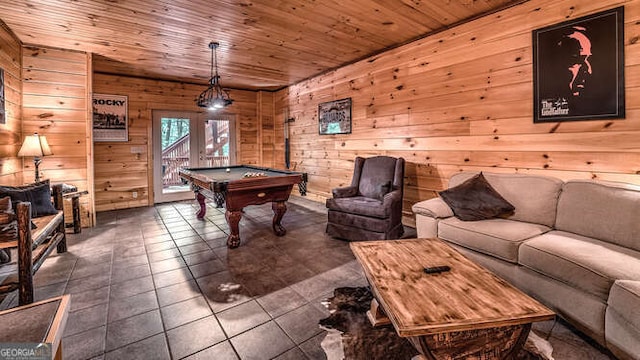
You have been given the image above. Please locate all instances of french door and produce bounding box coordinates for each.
[152,110,237,203]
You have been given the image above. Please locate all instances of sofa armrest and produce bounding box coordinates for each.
[332,186,358,198]
[412,197,454,219]
[412,197,454,238]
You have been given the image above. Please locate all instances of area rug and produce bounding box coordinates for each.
[319,287,554,360]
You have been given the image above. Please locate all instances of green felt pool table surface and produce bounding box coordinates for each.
[182,165,295,182]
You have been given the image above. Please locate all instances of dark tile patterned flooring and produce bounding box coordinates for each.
[0,197,615,359]
[0,197,373,360]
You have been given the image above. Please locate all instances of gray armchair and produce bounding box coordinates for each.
[326,156,405,241]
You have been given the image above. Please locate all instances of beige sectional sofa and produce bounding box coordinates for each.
[412,172,640,360]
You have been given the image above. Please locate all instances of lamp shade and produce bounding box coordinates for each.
[18,133,53,157]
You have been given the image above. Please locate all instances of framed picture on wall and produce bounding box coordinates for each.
[318,98,352,135]
[533,6,625,123]
[92,93,128,141]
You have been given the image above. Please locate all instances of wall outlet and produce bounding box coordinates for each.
[132,191,138,199]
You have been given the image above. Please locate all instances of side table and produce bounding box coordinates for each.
[0,295,70,360]
[62,190,89,233]
[52,183,88,234]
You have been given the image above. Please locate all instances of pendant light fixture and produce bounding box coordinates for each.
[196,42,233,110]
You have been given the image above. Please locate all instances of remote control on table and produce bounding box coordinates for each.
[423,265,451,274]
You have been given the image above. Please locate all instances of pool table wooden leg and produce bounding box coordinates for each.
[226,210,242,248]
[196,192,207,219]
[272,201,287,236]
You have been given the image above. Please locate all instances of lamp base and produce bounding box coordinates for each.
[33,157,42,183]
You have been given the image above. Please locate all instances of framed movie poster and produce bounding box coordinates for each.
[533,6,624,123]
[93,93,128,141]
[319,98,352,135]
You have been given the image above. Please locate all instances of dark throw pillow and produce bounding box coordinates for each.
[438,173,515,221]
[0,180,58,218]
[371,181,392,201]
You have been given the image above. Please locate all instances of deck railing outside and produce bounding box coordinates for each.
[161,120,231,186]
[162,155,230,186]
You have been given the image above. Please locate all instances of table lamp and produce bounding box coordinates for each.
[18,132,53,182]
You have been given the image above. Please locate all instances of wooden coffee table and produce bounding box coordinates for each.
[350,238,555,360]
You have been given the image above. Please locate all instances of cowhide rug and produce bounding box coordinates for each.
[319,287,555,360]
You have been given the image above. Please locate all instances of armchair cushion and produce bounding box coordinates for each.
[326,196,387,218]
[332,186,358,199]
[438,172,515,221]
[357,180,392,201]
[358,157,397,200]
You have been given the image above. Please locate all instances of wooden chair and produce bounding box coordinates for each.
[0,185,67,305]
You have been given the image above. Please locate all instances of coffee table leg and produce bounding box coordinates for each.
[409,323,532,360]
[366,298,392,327]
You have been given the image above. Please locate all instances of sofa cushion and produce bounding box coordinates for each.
[519,231,640,300]
[326,196,387,219]
[438,217,551,263]
[555,180,640,252]
[439,173,515,221]
[449,172,563,227]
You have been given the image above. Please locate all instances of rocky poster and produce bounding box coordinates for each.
[93,93,128,141]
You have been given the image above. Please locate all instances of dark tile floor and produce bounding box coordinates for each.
[0,197,615,360]
[0,197,375,360]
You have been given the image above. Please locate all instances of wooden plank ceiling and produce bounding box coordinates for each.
[0,0,521,90]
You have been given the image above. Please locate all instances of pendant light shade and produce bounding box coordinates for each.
[196,42,233,111]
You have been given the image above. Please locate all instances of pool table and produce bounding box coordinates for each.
[179,165,308,248]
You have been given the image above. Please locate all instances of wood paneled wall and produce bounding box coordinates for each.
[0,22,23,185]
[276,0,640,225]
[21,45,94,227]
[92,73,261,211]
[258,91,276,167]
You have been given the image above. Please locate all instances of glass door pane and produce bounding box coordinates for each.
[203,119,233,167]
[161,117,191,194]
[153,111,237,204]
[153,110,199,203]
